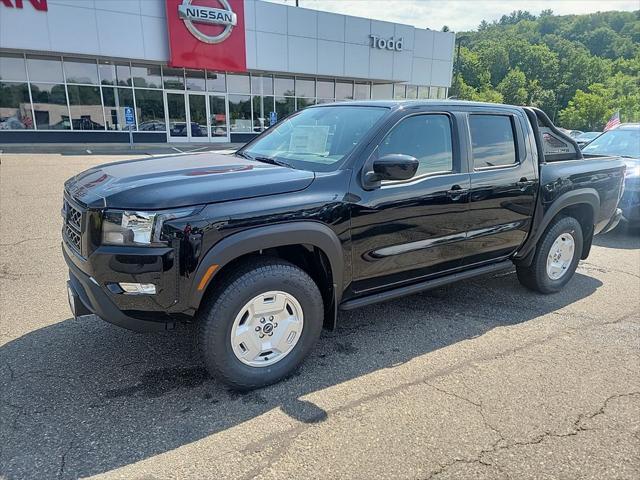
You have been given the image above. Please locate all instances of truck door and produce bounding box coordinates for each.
[349,111,471,294]
[460,112,538,265]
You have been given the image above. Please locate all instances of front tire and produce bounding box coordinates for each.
[516,216,583,294]
[198,258,324,390]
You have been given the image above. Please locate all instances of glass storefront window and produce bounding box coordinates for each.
[417,86,430,99]
[66,85,104,130]
[185,69,206,91]
[295,78,314,98]
[371,83,393,100]
[429,86,438,99]
[163,67,185,90]
[0,54,27,82]
[438,87,447,99]
[98,61,116,85]
[30,83,69,129]
[135,89,166,131]
[354,82,371,100]
[207,71,226,92]
[252,95,274,132]
[228,94,251,132]
[316,98,334,104]
[63,58,99,85]
[251,74,273,96]
[102,87,135,130]
[209,94,227,137]
[335,81,353,100]
[227,73,250,94]
[406,85,418,99]
[393,84,406,100]
[27,56,64,83]
[317,79,334,99]
[275,96,295,121]
[274,76,294,97]
[296,97,314,110]
[132,64,162,89]
[0,82,33,129]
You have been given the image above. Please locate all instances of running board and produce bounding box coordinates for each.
[339,260,513,311]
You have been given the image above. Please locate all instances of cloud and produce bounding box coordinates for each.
[266,0,639,31]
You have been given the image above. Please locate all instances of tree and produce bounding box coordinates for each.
[558,84,615,130]
[441,25,450,32]
[497,69,527,104]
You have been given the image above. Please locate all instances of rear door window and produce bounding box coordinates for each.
[469,115,517,168]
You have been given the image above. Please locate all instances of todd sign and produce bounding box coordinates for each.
[166,0,246,72]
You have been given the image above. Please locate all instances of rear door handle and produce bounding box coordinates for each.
[516,177,533,189]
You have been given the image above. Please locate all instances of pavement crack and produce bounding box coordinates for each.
[57,442,74,480]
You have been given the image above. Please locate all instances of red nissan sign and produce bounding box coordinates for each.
[166,0,246,72]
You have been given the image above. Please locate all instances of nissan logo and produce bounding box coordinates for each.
[178,0,237,44]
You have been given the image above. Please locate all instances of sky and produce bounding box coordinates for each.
[266,0,640,32]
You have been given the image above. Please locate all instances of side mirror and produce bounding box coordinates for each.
[365,154,419,185]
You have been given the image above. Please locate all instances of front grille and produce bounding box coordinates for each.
[63,198,84,255]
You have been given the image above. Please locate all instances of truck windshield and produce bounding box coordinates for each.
[239,105,388,171]
[582,129,640,158]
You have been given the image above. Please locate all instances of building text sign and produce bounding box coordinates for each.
[166,0,246,72]
[370,34,403,52]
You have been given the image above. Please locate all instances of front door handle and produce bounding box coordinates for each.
[447,184,468,201]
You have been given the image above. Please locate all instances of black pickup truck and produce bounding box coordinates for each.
[63,101,625,389]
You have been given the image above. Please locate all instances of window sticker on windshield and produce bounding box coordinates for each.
[289,125,330,155]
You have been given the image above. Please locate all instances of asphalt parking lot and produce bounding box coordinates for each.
[1,152,639,480]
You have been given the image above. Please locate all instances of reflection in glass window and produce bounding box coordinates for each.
[227,73,250,94]
[429,86,438,99]
[417,86,430,99]
[336,81,353,100]
[316,98,334,104]
[252,95,274,132]
[132,64,162,89]
[0,54,27,82]
[295,78,314,98]
[98,61,116,85]
[135,89,166,131]
[469,115,517,168]
[185,69,206,91]
[296,97,315,110]
[27,56,64,83]
[406,85,418,99]
[102,87,135,131]
[163,67,184,89]
[316,79,334,99]
[207,71,226,92]
[274,76,294,97]
[0,82,33,129]
[228,94,251,132]
[354,82,371,100]
[67,85,104,130]
[209,95,227,137]
[64,58,99,85]
[378,114,453,178]
[115,63,132,86]
[30,83,69,129]
[393,84,406,100]
[251,74,273,95]
[371,83,393,100]
[438,87,447,99]
[275,96,295,121]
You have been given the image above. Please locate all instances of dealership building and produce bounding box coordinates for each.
[0,0,455,144]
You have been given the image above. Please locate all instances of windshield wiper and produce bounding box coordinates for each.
[252,156,294,169]
[235,151,252,160]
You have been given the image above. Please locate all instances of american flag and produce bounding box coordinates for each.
[604,111,620,131]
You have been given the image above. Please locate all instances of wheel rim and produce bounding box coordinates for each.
[546,232,576,280]
[230,291,304,367]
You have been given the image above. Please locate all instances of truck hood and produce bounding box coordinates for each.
[64,152,315,209]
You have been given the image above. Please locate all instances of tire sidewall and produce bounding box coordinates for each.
[536,217,583,292]
[201,264,323,388]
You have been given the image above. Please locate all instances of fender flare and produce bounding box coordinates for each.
[515,188,600,265]
[189,221,344,310]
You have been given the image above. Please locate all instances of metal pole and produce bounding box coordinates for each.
[129,124,134,149]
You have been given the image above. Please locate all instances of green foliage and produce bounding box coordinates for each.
[451,9,640,129]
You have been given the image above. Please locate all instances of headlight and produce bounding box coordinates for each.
[101,207,199,246]
[625,165,640,178]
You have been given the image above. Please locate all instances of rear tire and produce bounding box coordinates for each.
[516,216,583,294]
[198,258,323,390]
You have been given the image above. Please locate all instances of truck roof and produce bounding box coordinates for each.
[311,99,524,111]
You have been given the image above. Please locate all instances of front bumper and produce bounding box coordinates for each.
[64,246,174,332]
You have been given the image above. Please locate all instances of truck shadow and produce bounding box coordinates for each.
[593,224,640,250]
[0,270,602,479]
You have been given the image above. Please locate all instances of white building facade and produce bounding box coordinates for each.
[0,0,455,143]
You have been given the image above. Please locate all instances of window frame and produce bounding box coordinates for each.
[468,113,521,172]
[373,111,460,186]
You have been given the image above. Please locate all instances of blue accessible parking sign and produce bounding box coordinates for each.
[124,107,135,126]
